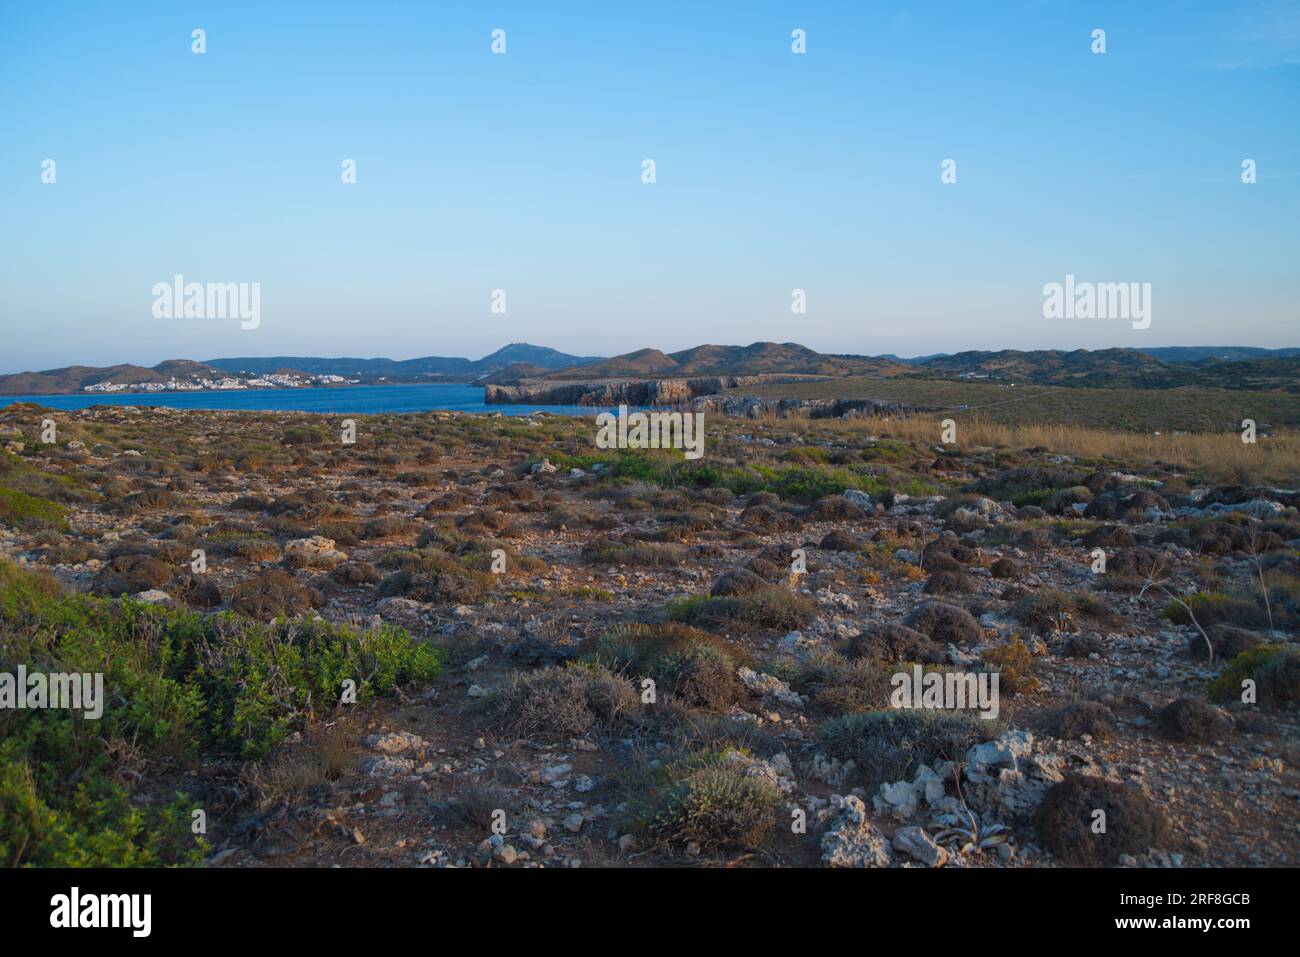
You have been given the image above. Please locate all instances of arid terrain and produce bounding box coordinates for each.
[1,402,1297,869]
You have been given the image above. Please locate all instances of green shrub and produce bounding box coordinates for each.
[378,548,494,603]
[592,623,746,711]
[281,427,327,447]
[1207,644,1300,709]
[0,744,201,867]
[560,449,916,506]
[0,560,441,865]
[1161,590,1273,630]
[625,747,783,851]
[780,447,831,465]
[667,586,815,632]
[0,487,67,531]
[788,651,891,714]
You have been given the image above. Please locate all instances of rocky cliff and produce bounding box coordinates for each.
[484,376,765,407]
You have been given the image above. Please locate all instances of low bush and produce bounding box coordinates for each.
[231,569,322,619]
[1049,701,1117,740]
[1033,775,1170,867]
[819,709,1002,789]
[667,586,816,632]
[1207,644,1300,709]
[624,747,783,852]
[494,662,639,741]
[591,623,746,711]
[0,486,68,531]
[1013,589,1113,633]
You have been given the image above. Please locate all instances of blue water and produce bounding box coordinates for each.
[0,383,601,416]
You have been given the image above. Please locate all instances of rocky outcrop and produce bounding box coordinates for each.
[821,795,894,867]
[485,376,760,407]
[284,535,347,568]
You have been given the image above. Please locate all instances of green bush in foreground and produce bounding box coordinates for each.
[0,560,441,866]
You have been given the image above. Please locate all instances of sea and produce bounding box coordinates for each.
[0,383,604,417]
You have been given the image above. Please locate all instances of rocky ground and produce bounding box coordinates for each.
[1,403,1297,868]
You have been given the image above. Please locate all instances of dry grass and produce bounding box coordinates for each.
[248,720,355,808]
[826,415,1299,485]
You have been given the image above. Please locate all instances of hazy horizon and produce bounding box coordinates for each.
[3,1,1298,371]
[5,338,1300,378]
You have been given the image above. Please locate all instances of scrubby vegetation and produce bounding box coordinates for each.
[0,399,1294,869]
[0,559,440,866]
[820,710,1003,789]
[494,662,640,741]
[1033,775,1171,867]
[590,622,746,711]
[1207,644,1300,709]
[667,586,817,632]
[623,745,784,852]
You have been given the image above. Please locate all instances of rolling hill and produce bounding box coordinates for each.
[3,342,1295,396]
[0,361,231,395]
[542,342,910,379]
[205,343,600,378]
[915,349,1300,391]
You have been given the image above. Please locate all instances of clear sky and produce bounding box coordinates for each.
[1,1,1297,372]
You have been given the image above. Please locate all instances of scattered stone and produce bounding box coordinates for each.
[737,667,804,710]
[892,826,948,867]
[821,796,894,868]
[363,731,427,754]
[284,535,347,568]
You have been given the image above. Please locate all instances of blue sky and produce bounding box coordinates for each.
[1,1,1297,372]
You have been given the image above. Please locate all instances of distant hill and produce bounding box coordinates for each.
[557,347,681,378]
[917,349,1173,387]
[544,342,910,379]
[1140,346,1300,363]
[3,343,1295,396]
[479,343,602,370]
[1191,354,1300,392]
[916,349,1300,392]
[540,343,1297,393]
[880,353,950,365]
[205,343,601,379]
[889,346,1297,366]
[0,360,229,395]
[476,362,554,385]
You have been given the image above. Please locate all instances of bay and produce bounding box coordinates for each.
[0,383,604,417]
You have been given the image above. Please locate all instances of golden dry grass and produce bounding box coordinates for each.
[780,414,1299,486]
